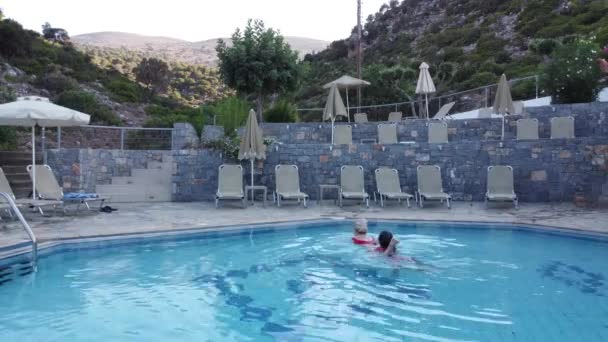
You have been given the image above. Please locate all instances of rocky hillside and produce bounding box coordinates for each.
[72,32,329,66]
[297,0,608,109]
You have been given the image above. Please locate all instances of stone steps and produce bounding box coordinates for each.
[0,152,43,198]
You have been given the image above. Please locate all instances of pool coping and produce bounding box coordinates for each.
[2,216,608,267]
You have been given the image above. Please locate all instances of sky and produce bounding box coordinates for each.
[1,0,389,42]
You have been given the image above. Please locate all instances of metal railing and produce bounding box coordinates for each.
[0,192,37,270]
[41,126,175,151]
[298,75,539,121]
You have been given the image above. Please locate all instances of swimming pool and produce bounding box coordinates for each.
[0,220,607,341]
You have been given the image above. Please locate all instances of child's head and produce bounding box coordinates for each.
[378,231,393,249]
[354,218,368,234]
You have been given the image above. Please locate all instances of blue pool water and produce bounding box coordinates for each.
[0,221,607,341]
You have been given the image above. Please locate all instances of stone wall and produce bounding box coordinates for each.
[47,149,171,193]
[172,138,608,206]
[242,103,608,144]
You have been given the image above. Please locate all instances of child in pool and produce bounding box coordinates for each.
[351,219,377,245]
[375,231,417,264]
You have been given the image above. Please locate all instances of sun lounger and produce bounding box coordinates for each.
[513,101,525,115]
[377,124,398,144]
[27,164,106,213]
[417,165,451,208]
[0,167,61,216]
[428,122,448,143]
[388,112,402,123]
[433,102,456,120]
[339,165,369,208]
[354,113,368,123]
[478,107,493,119]
[485,165,518,208]
[274,165,308,208]
[215,164,245,208]
[516,118,539,140]
[550,116,575,139]
[375,168,413,207]
[333,125,352,145]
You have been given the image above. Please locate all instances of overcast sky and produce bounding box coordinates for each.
[1,0,389,42]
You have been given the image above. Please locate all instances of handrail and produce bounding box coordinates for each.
[0,192,37,270]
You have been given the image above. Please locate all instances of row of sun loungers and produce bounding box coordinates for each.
[215,164,518,209]
[354,102,457,123]
[334,116,575,145]
[0,165,106,216]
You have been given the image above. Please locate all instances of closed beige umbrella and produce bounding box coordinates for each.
[416,62,436,120]
[323,75,370,121]
[493,74,514,140]
[323,84,348,144]
[238,109,266,187]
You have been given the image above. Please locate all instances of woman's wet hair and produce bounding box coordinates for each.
[378,231,393,249]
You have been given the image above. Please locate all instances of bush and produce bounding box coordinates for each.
[104,78,143,103]
[264,99,299,123]
[212,96,250,134]
[541,38,602,104]
[36,72,78,95]
[144,104,206,134]
[56,90,121,125]
[530,39,560,56]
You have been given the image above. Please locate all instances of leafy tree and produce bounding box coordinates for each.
[0,19,33,58]
[216,19,300,122]
[0,8,4,21]
[42,22,70,43]
[541,38,602,104]
[133,57,170,99]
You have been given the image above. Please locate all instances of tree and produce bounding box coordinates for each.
[0,19,33,58]
[133,58,170,99]
[0,8,4,21]
[216,19,300,122]
[541,38,602,104]
[42,22,70,43]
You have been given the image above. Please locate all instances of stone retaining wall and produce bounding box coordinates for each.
[172,138,608,206]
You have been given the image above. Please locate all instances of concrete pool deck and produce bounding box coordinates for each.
[1,201,607,252]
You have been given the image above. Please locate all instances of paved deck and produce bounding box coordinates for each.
[1,201,607,252]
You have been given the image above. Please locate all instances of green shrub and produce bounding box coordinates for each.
[212,96,250,134]
[56,90,121,125]
[144,104,206,134]
[37,72,78,95]
[0,87,17,150]
[104,78,143,103]
[541,38,602,104]
[264,99,299,123]
[530,39,559,56]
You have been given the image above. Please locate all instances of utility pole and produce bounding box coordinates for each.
[356,0,362,112]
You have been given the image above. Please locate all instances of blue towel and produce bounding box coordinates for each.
[63,192,99,199]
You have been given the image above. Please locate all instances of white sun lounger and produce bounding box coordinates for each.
[215,164,245,208]
[433,102,456,120]
[0,167,62,216]
[377,124,398,144]
[550,116,575,139]
[354,113,368,123]
[387,112,402,123]
[339,165,369,208]
[333,125,352,145]
[27,164,107,213]
[428,121,448,144]
[486,165,518,208]
[516,118,539,140]
[274,165,308,208]
[375,168,413,207]
[417,165,451,208]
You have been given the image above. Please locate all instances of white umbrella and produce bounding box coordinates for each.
[323,84,348,144]
[0,96,90,199]
[238,109,266,188]
[493,74,515,140]
[416,62,436,120]
[323,75,370,122]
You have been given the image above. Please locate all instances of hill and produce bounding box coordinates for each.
[72,32,329,66]
[296,0,608,113]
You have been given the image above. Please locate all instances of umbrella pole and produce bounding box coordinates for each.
[250,159,254,187]
[31,126,36,199]
[331,119,335,145]
[425,94,429,120]
[346,89,350,123]
[501,115,505,141]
